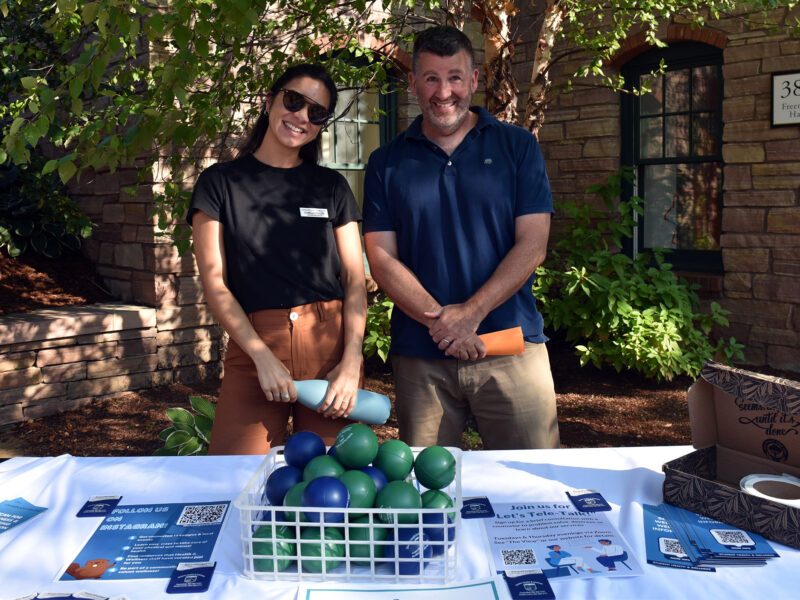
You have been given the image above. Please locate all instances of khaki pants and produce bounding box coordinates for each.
[208,299,349,455]
[392,342,560,450]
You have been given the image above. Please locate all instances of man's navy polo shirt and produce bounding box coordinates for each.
[363,106,553,359]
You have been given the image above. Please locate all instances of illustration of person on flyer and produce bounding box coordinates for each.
[546,544,595,572]
[585,539,626,570]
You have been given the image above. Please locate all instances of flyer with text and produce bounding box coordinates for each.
[483,501,642,580]
[60,501,229,581]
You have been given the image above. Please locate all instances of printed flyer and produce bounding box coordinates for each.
[0,497,47,533]
[483,501,642,580]
[60,501,229,581]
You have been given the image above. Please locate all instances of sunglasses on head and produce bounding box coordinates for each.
[280,88,330,125]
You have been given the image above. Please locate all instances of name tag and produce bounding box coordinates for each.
[300,207,329,218]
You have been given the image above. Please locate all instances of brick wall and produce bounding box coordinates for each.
[511,7,799,374]
[0,304,224,428]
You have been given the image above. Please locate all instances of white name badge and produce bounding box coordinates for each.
[300,207,329,218]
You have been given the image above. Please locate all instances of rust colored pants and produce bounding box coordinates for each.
[208,299,349,455]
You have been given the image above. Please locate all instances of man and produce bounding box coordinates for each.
[362,25,559,450]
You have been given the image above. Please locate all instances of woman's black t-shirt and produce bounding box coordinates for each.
[187,154,361,313]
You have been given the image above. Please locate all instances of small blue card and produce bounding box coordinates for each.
[0,497,47,533]
[501,569,556,600]
[566,489,611,512]
[166,562,216,593]
[461,496,495,519]
[76,496,122,518]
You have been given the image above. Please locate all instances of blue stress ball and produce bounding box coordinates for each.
[265,465,303,507]
[384,527,433,575]
[301,476,350,523]
[283,431,325,469]
[360,466,388,494]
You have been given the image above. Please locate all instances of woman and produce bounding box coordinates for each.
[188,64,367,454]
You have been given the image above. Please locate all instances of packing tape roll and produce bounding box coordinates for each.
[739,473,800,508]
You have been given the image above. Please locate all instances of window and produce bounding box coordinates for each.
[321,86,397,208]
[621,43,723,271]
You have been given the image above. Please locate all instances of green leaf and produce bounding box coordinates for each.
[82,1,100,24]
[153,446,177,456]
[57,160,77,184]
[166,406,195,426]
[164,429,193,449]
[42,159,58,175]
[158,427,176,441]
[20,76,37,89]
[10,117,25,136]
[0,150,6,164]
[177,437,202,455]
[173,25,191,49]
[189,396,216,419]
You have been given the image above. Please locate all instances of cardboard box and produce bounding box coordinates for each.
[662,361,800,549]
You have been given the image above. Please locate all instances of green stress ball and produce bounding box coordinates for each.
[373,439,414,482]
[347,516,388,566]
[375,480,422,524]
[282,480,309,523]
[299,526,345,573]
[334,424,379,469]
[252,524,296,572]
[303,455,345,481]
[413,446,456,490]
[339,470,377,515]
[421,489,455,520]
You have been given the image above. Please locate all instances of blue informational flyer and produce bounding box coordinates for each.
[0,497,47,533]
[642,504,715,571]
[60,501,229,581]
[659,503,777,566]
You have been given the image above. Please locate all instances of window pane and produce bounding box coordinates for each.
[692,112,720,156]
[639,74,663,116]
[639,116,663,159]
[338,89,358,120]
[665,115,690,157]
[334,121,359,164]
[692,65,719,111]
[643,163,721,251]
[643,164,678,249]
[665,69,689,112]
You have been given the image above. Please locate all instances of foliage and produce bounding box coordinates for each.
[154,395,216,456]
[467,0,799,131]
[363,295,394,362]
[0,152,93,257]
[1,0,440,253]
[532,168,744,381]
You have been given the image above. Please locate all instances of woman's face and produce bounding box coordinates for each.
[262,75,331,156]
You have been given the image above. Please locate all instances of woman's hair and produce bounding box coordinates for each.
[238,63,338,164]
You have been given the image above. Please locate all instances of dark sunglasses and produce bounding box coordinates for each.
[280,88,330,125]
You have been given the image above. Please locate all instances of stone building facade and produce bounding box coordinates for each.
[511,8,800,373]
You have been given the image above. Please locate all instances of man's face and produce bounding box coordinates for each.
[409,50,478,137]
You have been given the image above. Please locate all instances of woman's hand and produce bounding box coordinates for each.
[252,350,297,403]
[320,356,362,419]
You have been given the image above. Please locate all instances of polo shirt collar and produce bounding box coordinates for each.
[405,106,497,142]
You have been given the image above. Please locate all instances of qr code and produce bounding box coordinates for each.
[177,504,227,526]
[710,529,754,547]
[659,537,686,556]
[501,548,537,567]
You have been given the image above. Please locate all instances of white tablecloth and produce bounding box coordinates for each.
[1,447,798,599]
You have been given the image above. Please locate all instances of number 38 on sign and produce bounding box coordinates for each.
[772,71,800,126]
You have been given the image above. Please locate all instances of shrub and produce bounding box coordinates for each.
[154,396,216,456]
[363,295,393,363]
[0,153,93,257]
[533,168,743,381]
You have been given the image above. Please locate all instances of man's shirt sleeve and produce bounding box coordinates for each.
[514,132,554,217]
[362,149,395,233]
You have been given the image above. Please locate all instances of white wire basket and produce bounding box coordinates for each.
[234,445,462,583]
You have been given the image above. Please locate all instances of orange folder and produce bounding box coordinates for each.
[478,326,525,356]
